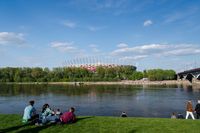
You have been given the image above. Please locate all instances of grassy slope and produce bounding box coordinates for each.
[0,115,200,133]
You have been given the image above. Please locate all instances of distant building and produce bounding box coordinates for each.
[64,57,136,72]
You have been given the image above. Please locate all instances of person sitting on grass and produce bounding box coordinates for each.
[171,112,176,119]
[60,107,76,124]
[55,109,62,117]
[195,100,200,119]
[177,112,184,119]
[40,103,56,124]
[120,112,127,117]
[22,100,38,124]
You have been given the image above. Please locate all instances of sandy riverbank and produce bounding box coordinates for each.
[48,80,200,86]
[3,80,200,86]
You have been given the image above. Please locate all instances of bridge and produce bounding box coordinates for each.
[177,68,200,82]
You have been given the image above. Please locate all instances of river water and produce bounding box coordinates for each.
[0,84,200,118]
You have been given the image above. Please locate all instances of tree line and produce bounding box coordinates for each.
[0,66,176,82]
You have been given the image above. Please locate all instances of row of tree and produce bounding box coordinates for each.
[0,66,176,82]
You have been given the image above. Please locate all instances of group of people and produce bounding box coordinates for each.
[171,100,200,120]
[22,100,76,125]
[22,99,200,125]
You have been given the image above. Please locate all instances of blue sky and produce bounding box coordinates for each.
[0,0,200,71]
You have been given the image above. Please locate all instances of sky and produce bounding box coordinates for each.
[0,0,200,72]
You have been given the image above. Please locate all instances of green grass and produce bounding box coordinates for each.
[0,115,200,133]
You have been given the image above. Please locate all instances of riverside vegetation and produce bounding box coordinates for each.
[0,66,176,82]
[0,115,200,133]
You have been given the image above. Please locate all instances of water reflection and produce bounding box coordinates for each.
[0,84,200,118]
[0,84,142,96]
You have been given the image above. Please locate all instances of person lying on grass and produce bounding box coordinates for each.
[60,107,76,124]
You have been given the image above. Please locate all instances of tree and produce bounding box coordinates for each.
[14,68,22,82]
[146,69,176,81]
[131,71,143,80]
[96,66,105,78]
[0,66,176,82]
[31,67,44,82]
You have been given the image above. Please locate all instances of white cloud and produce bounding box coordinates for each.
[88,26,97,31]
[88,26,105,31]
[92,48,100,53]
[117,43,128,48]
[0,32,25,45]
[51,41,77,52]
[143,20,153,26]
[63,21,76,28]
[162,47,200,56]
[94,0,128,10]
[112,44,167,55]
[89,44,100,53]
[111,43,200,59]
[89,44,97,48]
[120,55,148,61]
[164,7,199,23]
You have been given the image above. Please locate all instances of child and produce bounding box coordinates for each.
[56,109,62,116]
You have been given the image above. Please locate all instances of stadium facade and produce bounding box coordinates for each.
[64,57,136,72]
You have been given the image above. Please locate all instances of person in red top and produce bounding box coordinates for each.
[60,107,76,124]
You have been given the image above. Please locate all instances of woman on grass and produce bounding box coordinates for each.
[186,100,195,120]
[40,104,56,124]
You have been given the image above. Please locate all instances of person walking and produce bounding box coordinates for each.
[186,100,195,120]
[195,100,200,119]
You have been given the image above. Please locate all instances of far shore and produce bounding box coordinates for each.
[2,80,200,86]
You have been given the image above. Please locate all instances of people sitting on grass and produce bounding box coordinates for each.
[39,103,59,124]
[60,107,76,124]
[120,112,127,117]
[22,100,39,124]
[186,100,195,120]
[195,100,200,119]
[171,112,176,119]
[177,112,184,119]
[55,109,62,116]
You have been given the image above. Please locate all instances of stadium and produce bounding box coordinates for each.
[64,56,136,72]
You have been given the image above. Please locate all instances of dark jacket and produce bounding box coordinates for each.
[195,103,200,114]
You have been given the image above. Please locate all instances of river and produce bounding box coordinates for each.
[0,84,200,118]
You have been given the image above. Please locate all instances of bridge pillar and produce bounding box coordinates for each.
[193,77,199,82]
[177,75,184,80]
[197,75,200,80]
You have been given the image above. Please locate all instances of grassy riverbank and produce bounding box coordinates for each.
[0,115,200,133]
